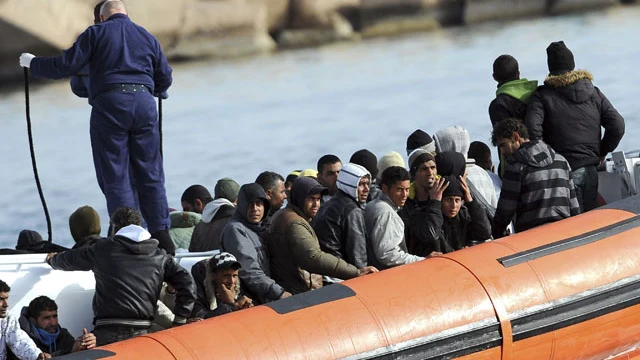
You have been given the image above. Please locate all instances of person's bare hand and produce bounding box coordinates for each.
[235,295,253,309]
[429,177,448,201]
[80,328,96,350]
[428,251,443,257]
[37,352,51,359]
[280,291,292,299]
[216,283,236,305]
[357,266,379,276]
[459,175,473,203]
[45,253,56,264]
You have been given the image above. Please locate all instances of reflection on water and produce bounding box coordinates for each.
[0,7,638,248]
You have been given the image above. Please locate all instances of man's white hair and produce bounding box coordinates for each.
[100,0,126,17]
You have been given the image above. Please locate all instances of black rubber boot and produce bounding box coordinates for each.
[151,229,175,256]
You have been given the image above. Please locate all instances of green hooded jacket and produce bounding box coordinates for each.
[496,78,538,102]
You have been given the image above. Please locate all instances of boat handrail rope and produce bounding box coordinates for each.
[23,67,52,242]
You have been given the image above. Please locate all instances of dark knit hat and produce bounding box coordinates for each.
[547,41,575,75]
[214,178,240,202]
[69,205,101,242]
[442,176,464,198]
[16,230,43,250]
[435,151,466,177]
[406,129,435,156]
[350,149,378,180]
[409,150,435,177]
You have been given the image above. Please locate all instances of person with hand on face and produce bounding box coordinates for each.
[20,0,175,255]
[401,150,449,257]
[436,175,491,252]
[267,177,378,295]
[221,184,291,304]
[19,296,96,357]
[0,280,50,360]
[190,252,253,320]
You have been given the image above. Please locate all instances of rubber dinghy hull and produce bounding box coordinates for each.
[60,196,640,360]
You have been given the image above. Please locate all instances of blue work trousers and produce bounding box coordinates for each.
[89,86,169,232]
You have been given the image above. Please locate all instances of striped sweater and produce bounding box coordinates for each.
[492,140,580,238]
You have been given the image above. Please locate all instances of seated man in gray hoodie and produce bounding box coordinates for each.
[221,183,291,303]
[365,166,425,269]
[313,163,371,272]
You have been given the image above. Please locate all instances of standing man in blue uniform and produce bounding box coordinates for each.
[20,1,174,253]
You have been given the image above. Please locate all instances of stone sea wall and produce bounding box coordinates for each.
[0,0,635,83]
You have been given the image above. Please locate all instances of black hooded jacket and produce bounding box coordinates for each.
[221,184,283,304]
[48,226,196,326]
[525,70,625,170]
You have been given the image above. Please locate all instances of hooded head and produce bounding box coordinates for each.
[441,176,464,218]
[235,183,270,225]
[442,176,464,198]
[434,126,471,157]
[290,177,328,219]
[69,205,101,242]
[16,230,43,251]
[547,41,575,76]
[406,129,436,156]
[350,149,378,181]
[337,163,371,204]
[435,151,467,177]
[214,178,240,203]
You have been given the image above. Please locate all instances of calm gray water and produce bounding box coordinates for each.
[0,7,638,248]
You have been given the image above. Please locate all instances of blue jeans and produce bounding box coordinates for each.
[572,165,598,213]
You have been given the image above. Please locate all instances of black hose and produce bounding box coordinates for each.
[24,67,53,242]
[158,97,163,158]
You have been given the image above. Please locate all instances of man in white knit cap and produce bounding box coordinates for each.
[313,163,372,278]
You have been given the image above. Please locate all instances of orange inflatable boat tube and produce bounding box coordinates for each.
[61,196,640,360]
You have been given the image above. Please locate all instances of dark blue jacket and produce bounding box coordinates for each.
[31,14,171,99]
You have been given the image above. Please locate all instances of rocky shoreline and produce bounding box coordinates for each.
[0,0,636,84]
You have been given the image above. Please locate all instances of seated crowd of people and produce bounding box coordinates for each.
[0,40,624,359]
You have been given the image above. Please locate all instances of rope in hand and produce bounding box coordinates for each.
[24,67,53,242]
